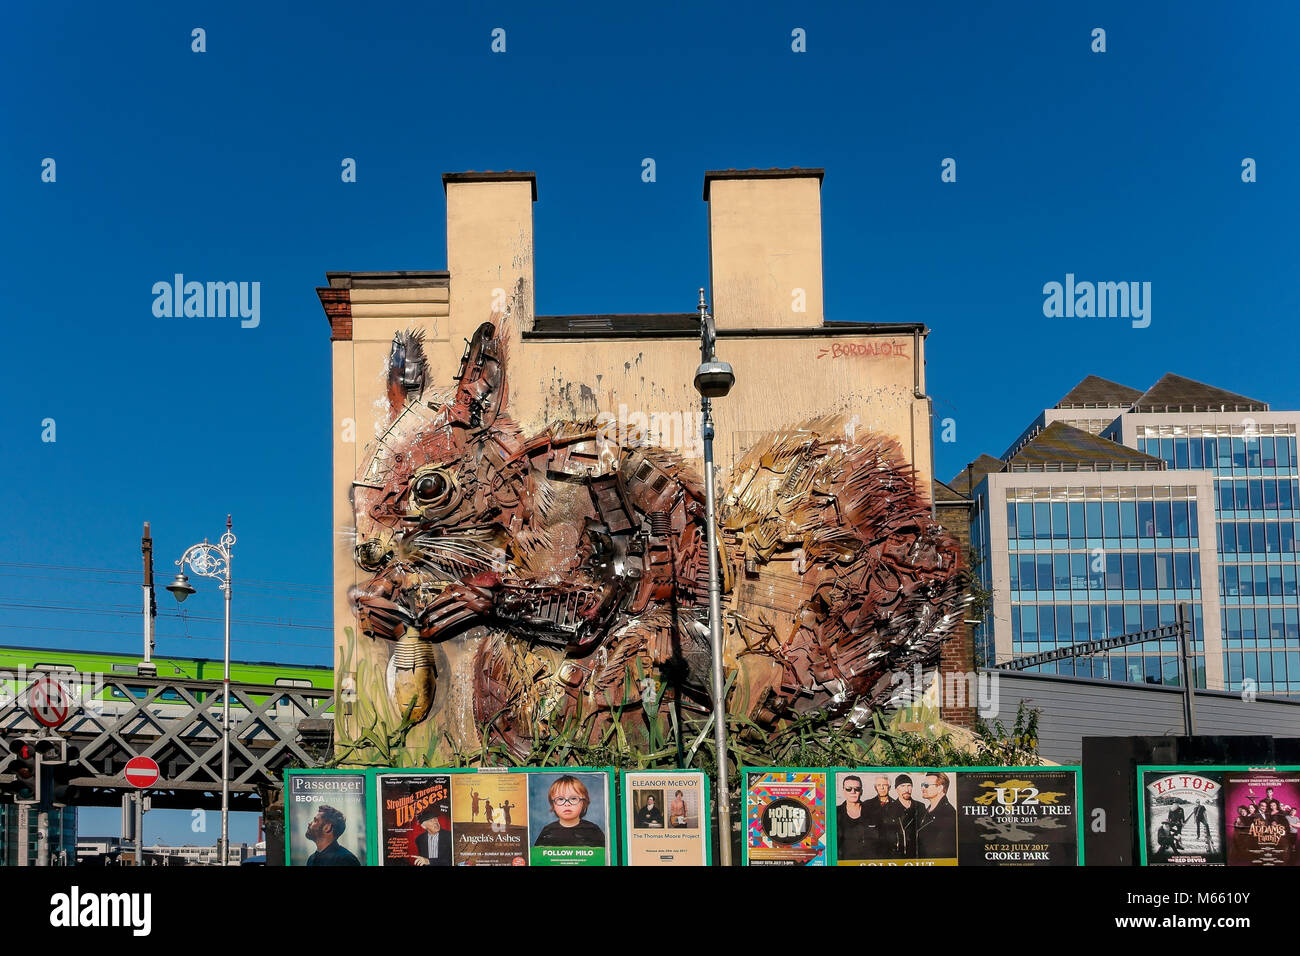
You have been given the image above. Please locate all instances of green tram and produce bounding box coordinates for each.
[0,644,333,719]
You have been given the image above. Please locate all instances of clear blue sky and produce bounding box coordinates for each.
[4,2,1297,843]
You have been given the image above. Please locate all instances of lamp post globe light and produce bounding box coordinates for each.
[694,288,735,866]
[169,515,236,866]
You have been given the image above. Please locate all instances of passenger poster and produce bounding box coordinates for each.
[377,773,453,867]
[451,772,529,866]
[525,770,612,866]
[623,770,708,866]
[956,770,1079,866]
[1141,770,1225,865]
[833,769,957,866]
[285,771,367,866]
[745,770,827,866]
[1224,769,1300,866]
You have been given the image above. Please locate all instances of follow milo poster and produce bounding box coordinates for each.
[526,770,612,866]
[451,772,528,866]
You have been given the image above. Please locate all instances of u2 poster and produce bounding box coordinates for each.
[377,773,453,866]
[284,771,368,866]
[955,770,1080,866]
[1140,769,1226,865]
[1224,769,1300,866]
[744,769,827,866]
[622,770,709,866]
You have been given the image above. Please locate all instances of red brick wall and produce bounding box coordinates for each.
[934,496,977,728]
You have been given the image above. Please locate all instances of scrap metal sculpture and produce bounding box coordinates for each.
[350,314,967,757]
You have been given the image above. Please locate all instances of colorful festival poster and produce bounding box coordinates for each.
[285,771,368,866]
[526,770,611,866]
[956,770,1079,866]
[1141,769,1225,865]
[623,770,708,866]
[1224,769,1300,866]
[834,769,957,866]
[377,773,453,867]
[745,770,827,866]
[451,771,529,866]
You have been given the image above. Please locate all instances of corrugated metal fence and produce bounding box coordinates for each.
[985,669,1300,764]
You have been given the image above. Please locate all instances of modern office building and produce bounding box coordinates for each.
[0,805,77,865]
[964,374,1300,698]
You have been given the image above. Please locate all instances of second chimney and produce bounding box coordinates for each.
[704,167,825,330]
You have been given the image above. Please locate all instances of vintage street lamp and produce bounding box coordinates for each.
[170,515,236,866]
[694,288,735,865]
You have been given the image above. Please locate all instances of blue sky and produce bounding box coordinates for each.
[4,2,1297,844]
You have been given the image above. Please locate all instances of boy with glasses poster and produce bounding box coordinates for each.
[528,771,611,866]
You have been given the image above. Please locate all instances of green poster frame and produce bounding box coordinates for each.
[1135,764,1300,866]
[819,765,1085,866]
[618,769,713,866]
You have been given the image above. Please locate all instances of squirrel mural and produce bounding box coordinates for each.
[349,309,967,758]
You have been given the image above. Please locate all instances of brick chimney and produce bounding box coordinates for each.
[704,168,825,330]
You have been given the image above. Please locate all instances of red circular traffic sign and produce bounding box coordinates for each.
[124,756,161,789]
[28,676,73,728]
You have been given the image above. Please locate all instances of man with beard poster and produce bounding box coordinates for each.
[285,771,368,866]
[377,773,453,866]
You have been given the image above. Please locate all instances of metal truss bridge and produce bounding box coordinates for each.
[0,671,333,809]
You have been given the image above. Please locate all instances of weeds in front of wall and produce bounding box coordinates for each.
[320,625,1041,775]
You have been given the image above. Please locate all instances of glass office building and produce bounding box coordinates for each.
[962,373,1300,696]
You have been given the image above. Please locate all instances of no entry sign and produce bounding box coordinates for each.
[124,756,161,789]
[28,676,73,728]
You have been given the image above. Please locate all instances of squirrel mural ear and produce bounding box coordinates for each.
[449,318,509,431]
[386,329,428,419]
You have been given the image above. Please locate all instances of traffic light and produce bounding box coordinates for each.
[3,737,41,805]
[44,745,81,807]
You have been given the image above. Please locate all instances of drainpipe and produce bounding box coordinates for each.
[914,328,936,518]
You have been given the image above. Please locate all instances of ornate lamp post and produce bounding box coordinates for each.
[166,515,235,866]
[693,289,735,865]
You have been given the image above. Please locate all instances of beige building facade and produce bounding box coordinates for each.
[320,168,952,761]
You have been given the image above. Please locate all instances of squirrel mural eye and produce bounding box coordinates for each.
[414,472,448,503]
[408,465,460,520]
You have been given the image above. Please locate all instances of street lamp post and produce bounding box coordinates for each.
[166,515,236,866]
[693,288,735,866]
